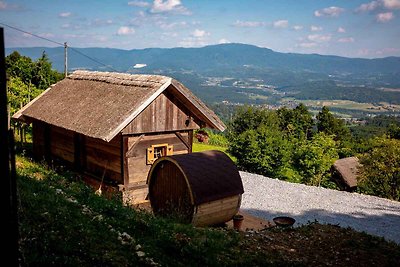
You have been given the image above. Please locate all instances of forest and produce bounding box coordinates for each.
[6,51,400,201]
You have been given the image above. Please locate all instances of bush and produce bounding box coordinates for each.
[358,137,400,201]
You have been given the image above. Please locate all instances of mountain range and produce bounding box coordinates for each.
[6,43,400,75]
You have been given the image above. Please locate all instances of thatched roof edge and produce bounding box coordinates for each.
[104,78,172,141]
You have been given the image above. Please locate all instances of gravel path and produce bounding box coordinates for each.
[240,171,400,244]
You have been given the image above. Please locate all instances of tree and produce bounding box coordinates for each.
[228,125,294,179]
[277,104,314,140]
[316,106,350,141]
[359,137,400,201]
[293,132,338,187]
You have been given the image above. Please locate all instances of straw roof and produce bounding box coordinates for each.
[13,70,225,141]
[332,157,361,188]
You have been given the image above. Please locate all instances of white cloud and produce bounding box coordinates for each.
[117,26,135,35]
[314,6,345,17]
[133,63,147,68]
[311,25,323,31]
[157,21,187,29]
[337,27,346,33]
[308,34,332,42]
[59,12,72,18]
[297,42,318,48]
[356,1,380,12]
[273,20,289,28]
[338,37,355,43]
[382,0,400,9]
[0,1,7,9]
[191,29,209,38]
[233,20,265,27]
[292,25,303,31]
[128,1,150,7]
[150,0,191,15]
[219,38,230,44]
[91,19,114,27]
[376,11,394,22]
[356,0,400,12]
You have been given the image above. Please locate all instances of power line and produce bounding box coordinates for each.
[0,22,63,46]
[0,22,119,72]
[69,47,118,72]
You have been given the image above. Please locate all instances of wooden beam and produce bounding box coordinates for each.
[125,134,145,158]
[175,132,190,150]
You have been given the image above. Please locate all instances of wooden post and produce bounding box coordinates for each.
[0,27,19,266]
[64,42,68,78]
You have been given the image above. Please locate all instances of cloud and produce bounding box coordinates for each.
[376,11,394,21]
[0,1,21,10]
[219,38,230,44]
[133,63,147,68]
[382,0,400,9]
[156,21,187,29]
[232,20,265,27]
[314,6,345,17]
[273,20,289,28]
[59,12,72,18]
[292,25,303,31]
[308,34,332,42]
[297,42,318,48]
[150,0,191,15]
[91,19,114,27]
[356,0,400,12]
[356,1,380,12]
[0,1,6,9]
[338,37,355,43]
[128,1,150,7]
[337,27,346,33]
[191,29,209,38]
[117,26,135,35]
[311,25,323,31]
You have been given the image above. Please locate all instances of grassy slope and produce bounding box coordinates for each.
[17,156,400,266]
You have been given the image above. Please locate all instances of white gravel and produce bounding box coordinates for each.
[240,171,400,244]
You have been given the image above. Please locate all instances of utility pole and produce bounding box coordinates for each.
[64,42,68,77]
[1,27,19,266]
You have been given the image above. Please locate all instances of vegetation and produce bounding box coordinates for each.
[6,51,63,116]
[227,104,400,196]
[16,156,400,266]
[358,137,400,201]
[227,105,346,187]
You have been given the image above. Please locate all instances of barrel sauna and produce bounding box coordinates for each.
[147,150,244,226]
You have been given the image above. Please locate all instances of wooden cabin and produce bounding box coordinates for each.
[331,157,361,192]
[147,150,244,226]
[13,70,225,204]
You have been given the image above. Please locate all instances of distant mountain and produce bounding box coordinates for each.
[6,43,400,75]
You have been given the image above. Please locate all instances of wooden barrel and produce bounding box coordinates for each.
[147,150,244,226]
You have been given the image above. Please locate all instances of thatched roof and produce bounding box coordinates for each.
[332,157,361,188]
[13,70,225,141]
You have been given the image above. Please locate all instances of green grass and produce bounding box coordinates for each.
[192,142,236,162]
[15,155,400,266]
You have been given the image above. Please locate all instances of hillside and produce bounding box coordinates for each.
[7,44,400,116]
[16,155,400,266]
[6,43,400,74]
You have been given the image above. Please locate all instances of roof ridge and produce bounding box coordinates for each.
[68,70,170,87]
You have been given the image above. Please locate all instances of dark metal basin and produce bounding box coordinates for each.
[273,216,296,227]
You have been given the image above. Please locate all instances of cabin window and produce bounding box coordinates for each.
[147,144,173,164]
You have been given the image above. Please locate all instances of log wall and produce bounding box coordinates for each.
[32,120,123,184]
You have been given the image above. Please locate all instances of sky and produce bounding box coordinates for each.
[1,0,400,58]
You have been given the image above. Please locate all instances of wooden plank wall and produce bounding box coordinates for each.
[85,135,122,184]
[123,131,192,204]
[32,120,122,185]
[122,90,201,135]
